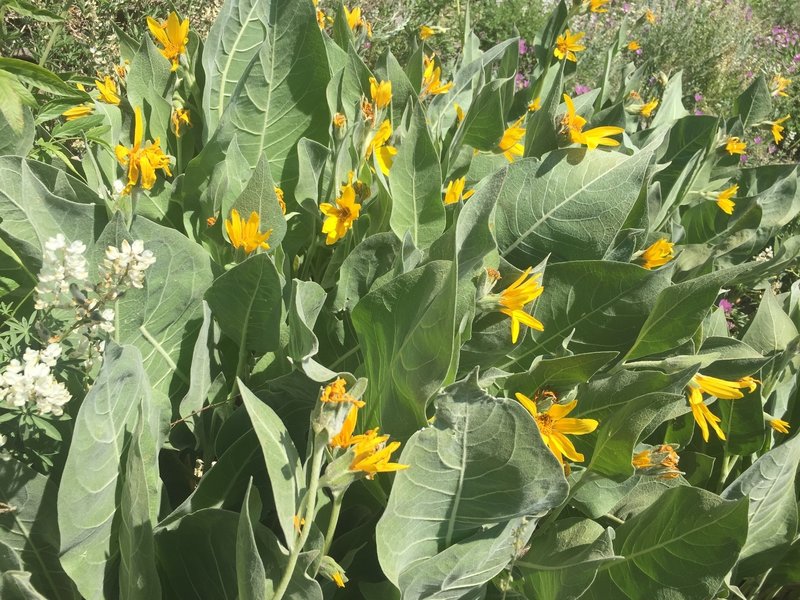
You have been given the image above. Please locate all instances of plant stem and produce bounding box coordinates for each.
[273,444,325,600]
[322,491,343,556]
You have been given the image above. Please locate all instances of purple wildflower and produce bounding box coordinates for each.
[518,38,527,54]
[694,92,703,102]
[718,299,733,314]
[574,83,592,96]
[753,135,763,145]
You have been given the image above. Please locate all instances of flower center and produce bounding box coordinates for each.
[535,413,553,435]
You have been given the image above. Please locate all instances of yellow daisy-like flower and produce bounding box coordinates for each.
[454,103,465,122]
[349,428,408,479]
[419,25,435,40]
[715,184,738,215]
[632,444,682,479]
[499,267,544,343]
[770,418,790,434]
[422,54,453,96]
[645,9,657,23]
[115,106,172,193]
[224,209,272,254]
[171,107,191,137]
[561,94,624,150]
[146,12,189,72]
[95,76,120,105]
[627,40,641,52]
[515,394,598,467]
[330,405,371,448]
[771,114,791,144]
[686,373,759,442]
[639,99,659,118]
[554,29,586,62]
[320,175,362,245]
[771,75,791,97]
[369,77,392,109]
[316,9,333,29]
[498,117,526,162]
[639,238,674,269]
[343,6,371,36]
[724,136,747,155]
[528,97,542,112]
[320,377,365,407]
[62,104,94,121]
[274,186,286,214]
[365,120,397,176]
[588,0,610,13]
[443,177,475,205]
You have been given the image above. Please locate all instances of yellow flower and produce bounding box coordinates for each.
[515,394,598,467]
[115,106,172,193]
[171,107,191,137]
[498,117,526,162]
[292,515,305,532]
[499,267,544,343]
[632,444,682,479]
[645,9,656,23]
[528,97,542,112]
[639,99,658,118]
[588,0,610,13]
[627,40,641,52]
[422,54,453,96]
[639,238,674,269]
[454,103,465,122]
[343,5,370,36]
[770,418,790,434]
[320,175,362,245]
[146,12,189,72]
[224,209,272,254]
[724,136,747,155]
[686,373,759,442]
[333,571,346,588]
[320,377,365,407]
[715,184,738,215]
[771,114,791,144]
[331,406,371,448]
[561,94,624,150]
[369,77,392,109]
[332,112,347,128]
[771,75,791,97]
[316,9,332,29]
[349,428,408,479]
[365,120,397,175]
[274,187,286,214]
[443,177,475,205]
[95,76,120,105]
[554,29,586,62]
[62,104,94,121]
[420,25,435,40]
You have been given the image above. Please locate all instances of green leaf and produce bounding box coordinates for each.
[236,482,266,600]
[0,156,106,272]
[3,0,63,22]
[733,75,772,129]
[515,518,618,600]
[352,261,456,438]
[0,71,31,135]
[507,261,671,366]
[389,104,445,249]
[118,406,162,600]
[100,216,214,400]
[58,344,158,600]
[722,433,800,576]
[287,279,329,375]
[649,71,688,128]
[239,380,305,549]
[0,571,49,600]
[0,59,88,99]
[202,0,269,136]
[177,302,218,430]
[0,461,79,600]
[600,487,748,600]
[332,232,401,312]
[742,287,799,354]
[524,62,565,159]
[205,253,282,354]
[376,374,569,594]
[496,142,658,264]
[226,153,288,248]
[0,102,33,155]
[505,352,619,396]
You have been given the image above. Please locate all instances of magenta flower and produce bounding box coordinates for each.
[719,299,733,314]
[574,83,592,96]
[519,38,528,54]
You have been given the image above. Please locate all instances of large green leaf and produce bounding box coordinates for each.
[506,261,671,367]
[0,461,78,600]
[515,518,618,600]
[226,153,288,248]
[102,217,214,400]
[722,433,800,576]
[389,104,445,249]
[505,352,618,396]
[495,141,658,264]
[125,37,172,139]
[0,571,49,600]
[58,344,159,600]
[202,0,269,136]
[733,75,772,129]
[352,260,456,438]
[598,487,748,600]
[0,103,33,156]
[205,252,281,354]
[236,482,267,600]
[0,58,88,99]
[332,232,401,312]
[376,374,569,595]
[239,380,305,548]
[742,287,799,355]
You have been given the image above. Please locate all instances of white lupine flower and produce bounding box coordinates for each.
[34,234,89,310]
[99,239,156,291]
[0,434,6,447]
[0,344,71,416]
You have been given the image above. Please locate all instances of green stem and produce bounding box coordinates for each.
[322,492,343,556]
[273,444,326,600]
[716,453,738,493]
[329,344,360,370]
[38,18,64,67]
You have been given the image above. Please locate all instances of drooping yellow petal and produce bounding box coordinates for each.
[724,136,747,155]
[62,104,94,121]
[639,238,674,269]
